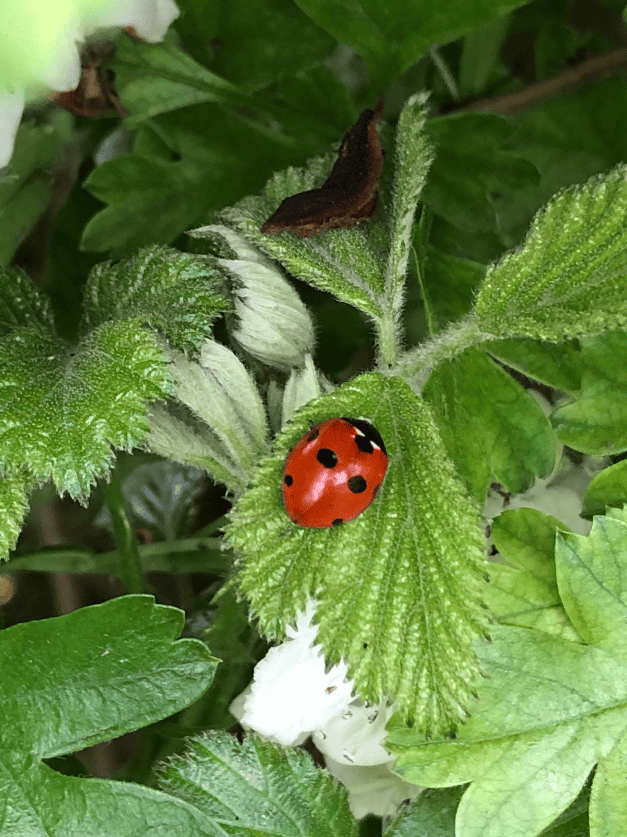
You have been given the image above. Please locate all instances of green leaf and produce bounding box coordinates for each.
[487,338,581,394]
[94,461,207,542]
[293,0,530,86]
[475,165,627,341]
[226,373,489,734]
[485,508,579,641]
[0,595,216,754]
[0,324,170,499]
[555,514,627,652]
[582,460,627,518]
[81,246,230,353]
[114,31,242,125]
[424,348,556,501]
[424,113,539,236]
[458,16,509,98]
[386,786,464,837]
[0,116,70,266]
[82,153,208,254]
[157,731,358,837]
[0,470,30,560]
[7,536,229,576]
[590,733,627,836]
[0,596,218,837]
[177,0,337,93]
[552,332,627,455]
[0,265,55,337]
[386,93,433,316]
[387,508,627,837]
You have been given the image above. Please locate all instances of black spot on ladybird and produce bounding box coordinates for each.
[317,448,338,468]
[347,475,367,493]
[284,474,293,486]
[332,518,344,526]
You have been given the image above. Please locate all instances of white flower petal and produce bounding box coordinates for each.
[230,601,354,746]
[0,90,25,168]
[313,699,396,766]
[323,756,422,820]
[87,0,179,41]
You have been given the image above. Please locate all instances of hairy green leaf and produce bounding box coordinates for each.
[475,165,627,341]
[158,731,358,836]
[81,246,229,353]
[0,324,170,498]
[0,470,30,560]
[0,265,55,336]
[226,373,488,734]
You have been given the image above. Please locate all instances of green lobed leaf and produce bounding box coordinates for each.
[387,507,627,837]
[555,513,627,653]
[424,348,556,501]
[475,165,627,341]
[113,31,242,126]
[486,508,580,642]
[81,246,230,353]
[0,323,170,499]
[0,596,218,837]
[0,265,55,337]
[0,761,220,837]
[552,332,627,455]
[292,0,530,86]
[226,373,489,734]
[424,113,539,237]
[458,16,509,98]
[0,596,217,755]
[386,786,464,836]
[0,470,30,560]
[157,731,358,837]
[582,461,627,519]
[179,0,337,93]
[487,338,581,395]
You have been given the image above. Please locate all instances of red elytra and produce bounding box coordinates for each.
[282,417,388,528]
[261,99,384,237]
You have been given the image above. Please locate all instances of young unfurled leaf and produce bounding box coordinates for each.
[226,373,488,734]
[158,731,358,836]
[0,324,170,499]
[388,507,627,837]
[81,246,230,354]
[475,165,627,341]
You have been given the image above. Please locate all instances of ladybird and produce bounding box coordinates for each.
[282,417,388,528]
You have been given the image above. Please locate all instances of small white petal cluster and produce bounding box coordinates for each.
[232,601,354,747]
[230,600,422,819]
[0,0,179,167]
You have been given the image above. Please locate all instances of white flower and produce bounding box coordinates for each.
[230,600,423,820]
[323,757,422,821]
[230,601,354,746]
[0,0,179,168]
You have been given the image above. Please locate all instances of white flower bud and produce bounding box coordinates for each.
[219,258,315,371]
